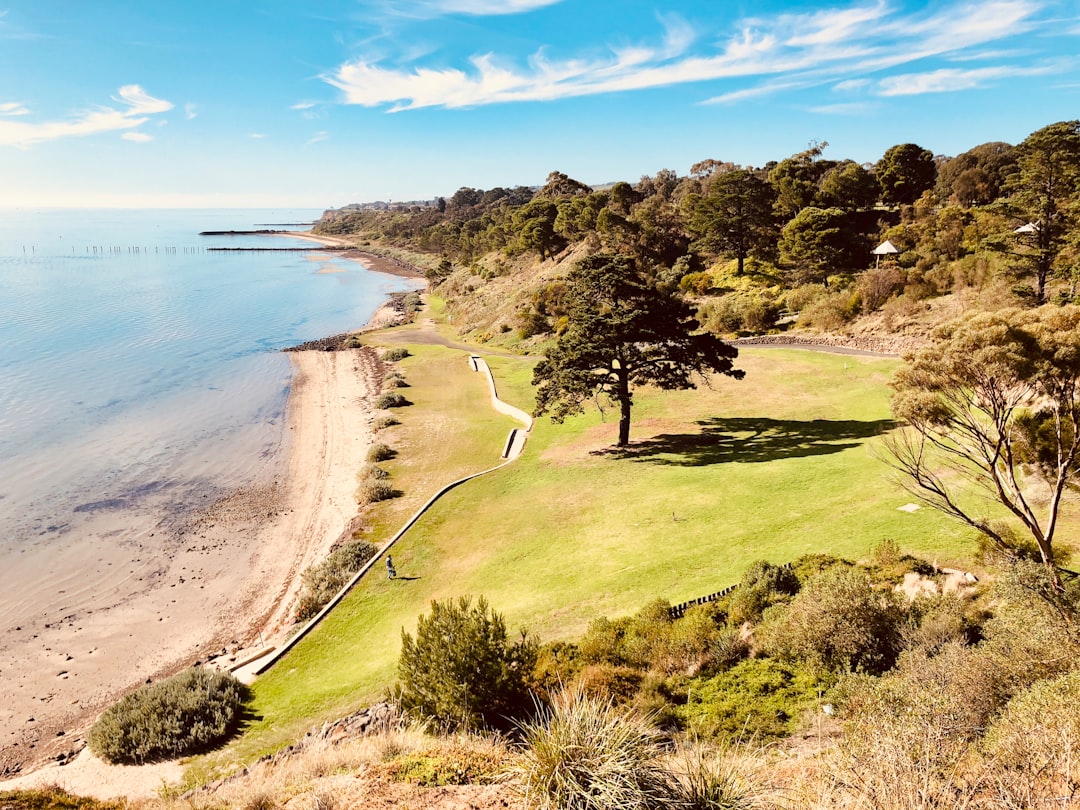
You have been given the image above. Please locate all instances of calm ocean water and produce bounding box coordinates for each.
[0,208,417,550]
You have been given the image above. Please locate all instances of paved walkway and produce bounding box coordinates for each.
[232,352,531,682]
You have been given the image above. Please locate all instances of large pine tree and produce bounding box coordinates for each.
[532,253,743,447]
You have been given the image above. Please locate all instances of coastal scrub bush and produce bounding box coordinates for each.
[295,540,378,622]
[372,415,399,431]
[397,596,537,732]
[515,688,681,810]
[727,561,800,626]
[381,347,410,362]
[87,668,249,764]
[376,392,409,409]
[357,478,395,505]
[762,566,904,674]
[366,443,395,463]
[982,670,1080,805]
[678,658,827,742]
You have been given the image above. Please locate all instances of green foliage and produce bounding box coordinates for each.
[679,658,828,742]
[727,561,799,625]
[763,566,904,674]
[532,252,744,446]
[875,142,936,205]
[887,306,1080,578]
[981,560,1080,693]
[375,391,409,409]
[698,293,781,335]
[0,788,126,810]
[683,168,778,274]
[397,596,537,732]
[87,668,249,764]
[372,414,399,431]
[295,540,378,622]
[779,207,873,285]
[381,347,410,362]
[385,744,508,786]
[795,289,862,330]
[515,688,682,810]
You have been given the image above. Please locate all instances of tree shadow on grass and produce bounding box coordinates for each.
[597,416,896,466]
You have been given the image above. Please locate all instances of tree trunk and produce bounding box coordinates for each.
[616,367,632,447]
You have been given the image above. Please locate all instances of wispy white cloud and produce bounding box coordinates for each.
[833,78,871,92]
[122,131,153,142]
[250,133,267,139]
[374,0,562,17]
[878,62,1063,95]
[326,0,1052,111]
[0,84,173,147]
[0,101,29,116]
[291,101,318,110]
[306,131,329,145]
[807,101,880,115]
[184,102,197,120]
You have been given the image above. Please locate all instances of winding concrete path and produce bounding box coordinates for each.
[233,353,531,682]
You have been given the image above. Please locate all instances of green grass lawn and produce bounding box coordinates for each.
[191,329,973,779]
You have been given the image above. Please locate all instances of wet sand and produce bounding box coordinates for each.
[0,248,414,780]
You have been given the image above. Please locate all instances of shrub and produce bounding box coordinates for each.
[381,347,410,361]
[366,442,395,462]
[359,462,389,480]
[0,788,126,810]
[782,283,827,313]
[678,658,827,742]
[514,688,681,810]
[372,414,399,431]
[982,670,1080,805]
[294,540,378,621]
[385,743,510,786]
[382,374,408,389]
[796,290,861,331]
[87,668,249,764]
[375,392,409,409]
[762,566,904,674]
[855,265,906,311]
[341,335,364,349]
[700,294,781,336]
[727,561,799,625]
[357,478,395,504]
[397,596,537,732]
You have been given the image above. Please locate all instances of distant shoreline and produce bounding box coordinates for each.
[0,226,422,786]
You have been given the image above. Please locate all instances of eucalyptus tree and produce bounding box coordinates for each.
[886,306,1080,587]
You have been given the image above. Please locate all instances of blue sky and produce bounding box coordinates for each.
[1,0,1077,208]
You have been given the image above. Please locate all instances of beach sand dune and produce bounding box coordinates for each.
[0,342,385,782]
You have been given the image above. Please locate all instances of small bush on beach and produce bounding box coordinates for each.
[372,414,399,431]
[382,374,409,388]
[295,540,379,621]
[357,478,396,504]
[0,787,127,810]
[367,443,395,463]
[381,347,410,362]
[376,392,409,409]
[359,462,389,480]
[87,668,249,764]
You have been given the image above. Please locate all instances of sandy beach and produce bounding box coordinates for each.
[0,245,419,784]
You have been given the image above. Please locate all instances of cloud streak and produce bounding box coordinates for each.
[325,0,1057,111]
[0,84,173,147]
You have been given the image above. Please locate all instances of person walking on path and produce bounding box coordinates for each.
[386,555,397,580]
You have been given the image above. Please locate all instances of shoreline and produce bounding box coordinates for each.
[0,233,424,788]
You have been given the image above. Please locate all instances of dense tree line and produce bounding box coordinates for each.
[317,120,1080,312]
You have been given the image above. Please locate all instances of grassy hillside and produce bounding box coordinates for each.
[192,316,971,779]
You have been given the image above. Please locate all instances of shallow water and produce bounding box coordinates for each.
[0,208,416,555]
